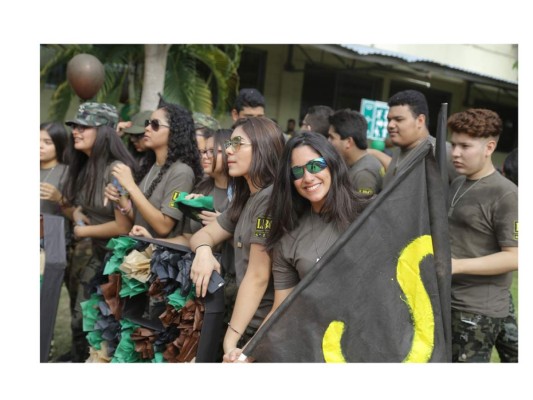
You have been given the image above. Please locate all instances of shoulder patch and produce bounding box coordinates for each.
[254,216,272,238]
[358,188,374,195]
[169,191,181,208]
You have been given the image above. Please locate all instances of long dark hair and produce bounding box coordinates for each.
[227,117,285,223]
[40,122,69,164]
[63,125,137,207]
[194,128,232,195]
[140,100,203,198]
[265,131,370,251]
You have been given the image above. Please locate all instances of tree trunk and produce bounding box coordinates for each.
[140,44,171,111]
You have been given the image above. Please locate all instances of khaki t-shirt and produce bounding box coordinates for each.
[75,160,122,251]
[217,185,274,329]
[134,161,195,238]
[448,170,518,317]
[273,209,340,290]
[348,153,384,195]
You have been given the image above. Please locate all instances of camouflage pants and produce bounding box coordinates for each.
[495,292,518,363]
[452,310,501,362]
[64,239,93,315]
[70,244,105,363]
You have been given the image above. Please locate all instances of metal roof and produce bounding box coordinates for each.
[313,44,518,90]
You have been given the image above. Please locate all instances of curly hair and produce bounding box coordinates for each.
[141,100,204,198]
[447,108,502,139]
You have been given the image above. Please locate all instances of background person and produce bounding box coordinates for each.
[447,108,518,363]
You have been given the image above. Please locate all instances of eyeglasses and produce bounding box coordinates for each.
[70,123,89,133]
[224,136,252,152]
[144,119,170,131]
[291,157,328,180]
[199,148,221,158]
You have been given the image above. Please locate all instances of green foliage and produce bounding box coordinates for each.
[40,44,242,122]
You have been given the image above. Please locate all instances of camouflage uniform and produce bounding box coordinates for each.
[65,102,119,362]
[65,102,119,129]
[495,291,518,362]
[192,112,221,131]
[451,310,502,362]
[452,292,518,363]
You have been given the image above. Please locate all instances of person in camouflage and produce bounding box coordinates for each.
[447,109,518,362]
[63,102,137,362]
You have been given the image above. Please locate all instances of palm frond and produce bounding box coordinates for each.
[47,81,75,122]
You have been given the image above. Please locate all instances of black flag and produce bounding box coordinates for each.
[244,141,451,362]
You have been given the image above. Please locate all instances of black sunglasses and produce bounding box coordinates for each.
[144,119,170,131]
[291,157,328,180]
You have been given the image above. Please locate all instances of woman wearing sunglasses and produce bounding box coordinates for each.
[108,99,203,238]
[63,102,138,361]
[224,131,372,362]
[189,117,285,360]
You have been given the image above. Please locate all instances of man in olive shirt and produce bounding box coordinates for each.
[327,108,384,195]
[447,108,518,362]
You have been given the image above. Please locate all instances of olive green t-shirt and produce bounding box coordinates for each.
[347,153,384,195]
[75,160,122,251]
[217,185,274,330]
[448,170,518,318]
[273,209,340,290]
[134,161,195,238]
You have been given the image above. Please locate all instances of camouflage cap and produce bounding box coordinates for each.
[124,110,154,134]
[193,112,220,131]
[66,102,119,129]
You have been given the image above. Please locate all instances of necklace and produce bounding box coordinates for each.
[448,174,489,217]
[143,164,157,193]
[41,166,56,183]
[310,211,336,263]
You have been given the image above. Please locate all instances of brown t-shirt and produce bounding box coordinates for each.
[273,209,340,290]
[75,160,122,251]
[134,161,195,238]
[217,185,274,329]
[347,153,384,195]
[40,163,68,215]
[448,170,518,317]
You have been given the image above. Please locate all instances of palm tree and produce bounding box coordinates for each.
[40,44,242,121]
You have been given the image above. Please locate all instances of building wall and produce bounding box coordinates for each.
[370,44,518,83]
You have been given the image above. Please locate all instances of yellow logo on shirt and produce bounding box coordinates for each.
[169,191,181,208]
[514,221,518,240]
[254,216,272,238]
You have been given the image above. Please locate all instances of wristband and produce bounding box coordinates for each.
[194,243,211,252]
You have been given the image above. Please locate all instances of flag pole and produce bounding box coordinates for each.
[435,103,449,200]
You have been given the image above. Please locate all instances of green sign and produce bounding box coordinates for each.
[360,99,389,141]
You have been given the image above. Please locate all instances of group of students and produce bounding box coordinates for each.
[40,87,518,363]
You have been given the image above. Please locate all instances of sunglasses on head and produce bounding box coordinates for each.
[144,119,169,131]
[224,136,252,152]
[291,157,328,180]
